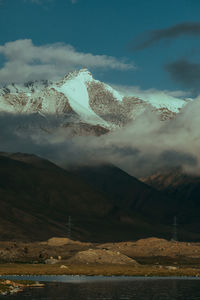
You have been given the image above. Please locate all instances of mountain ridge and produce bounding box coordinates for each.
[0,152,189,242]
[0,69,189,136]
[142,168,200,235]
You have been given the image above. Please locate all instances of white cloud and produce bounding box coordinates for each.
[0,39,134,84]
[111,84,190,98]
[111,84,191,112]
[0,98,199,178]
[0,85,199,177]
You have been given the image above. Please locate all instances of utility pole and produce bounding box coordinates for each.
[172,216,178,242]
[67,216,72,239]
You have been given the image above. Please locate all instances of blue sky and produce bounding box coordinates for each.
[0,0,200,94]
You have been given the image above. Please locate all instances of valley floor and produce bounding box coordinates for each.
[0,237,200,277]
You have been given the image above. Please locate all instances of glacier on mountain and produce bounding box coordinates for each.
[54,69,109,127]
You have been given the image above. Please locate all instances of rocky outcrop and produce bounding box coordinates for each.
[47,237,90,247]
[68,249,139,265]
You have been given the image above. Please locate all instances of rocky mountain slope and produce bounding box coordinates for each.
[0,69,188,136]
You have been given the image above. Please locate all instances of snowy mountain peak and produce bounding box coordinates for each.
[60,68,93,85]
[0,68,191,137]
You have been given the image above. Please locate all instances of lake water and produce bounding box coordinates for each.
[0,275,200,299]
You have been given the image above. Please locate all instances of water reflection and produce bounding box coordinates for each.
[1,277,200,300]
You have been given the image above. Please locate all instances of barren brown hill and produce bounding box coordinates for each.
[0,153,114,241]
[0,153,198,242]
[72,164,176,221]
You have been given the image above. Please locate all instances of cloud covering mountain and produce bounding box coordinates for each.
[0,99,199,178]
[0,39,134,84]
[0,69,199,177]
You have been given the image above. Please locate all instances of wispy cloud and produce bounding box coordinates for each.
[111,84,189,100]
[0,95,200,178]
[0,39,134,84]
[0,80,198,177]
[129,22,200,51]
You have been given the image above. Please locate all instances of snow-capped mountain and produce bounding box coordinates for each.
[0,69,189,136]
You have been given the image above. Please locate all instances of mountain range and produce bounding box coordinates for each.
[0,69,199,242]
[0,152,199,242]
[0,152,175,241]
[0,69,189,136]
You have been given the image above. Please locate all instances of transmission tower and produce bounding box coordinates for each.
[67,216,72,239]
[172,216,178,241]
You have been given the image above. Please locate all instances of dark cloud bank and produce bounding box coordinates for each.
[165,59,200,91]
[1,96,200,177]
[130,22,200,50]
[128,21,200,95]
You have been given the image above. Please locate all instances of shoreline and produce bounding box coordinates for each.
[0,278,44,296]
[0,263,200,277]
[1,263,200,295]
